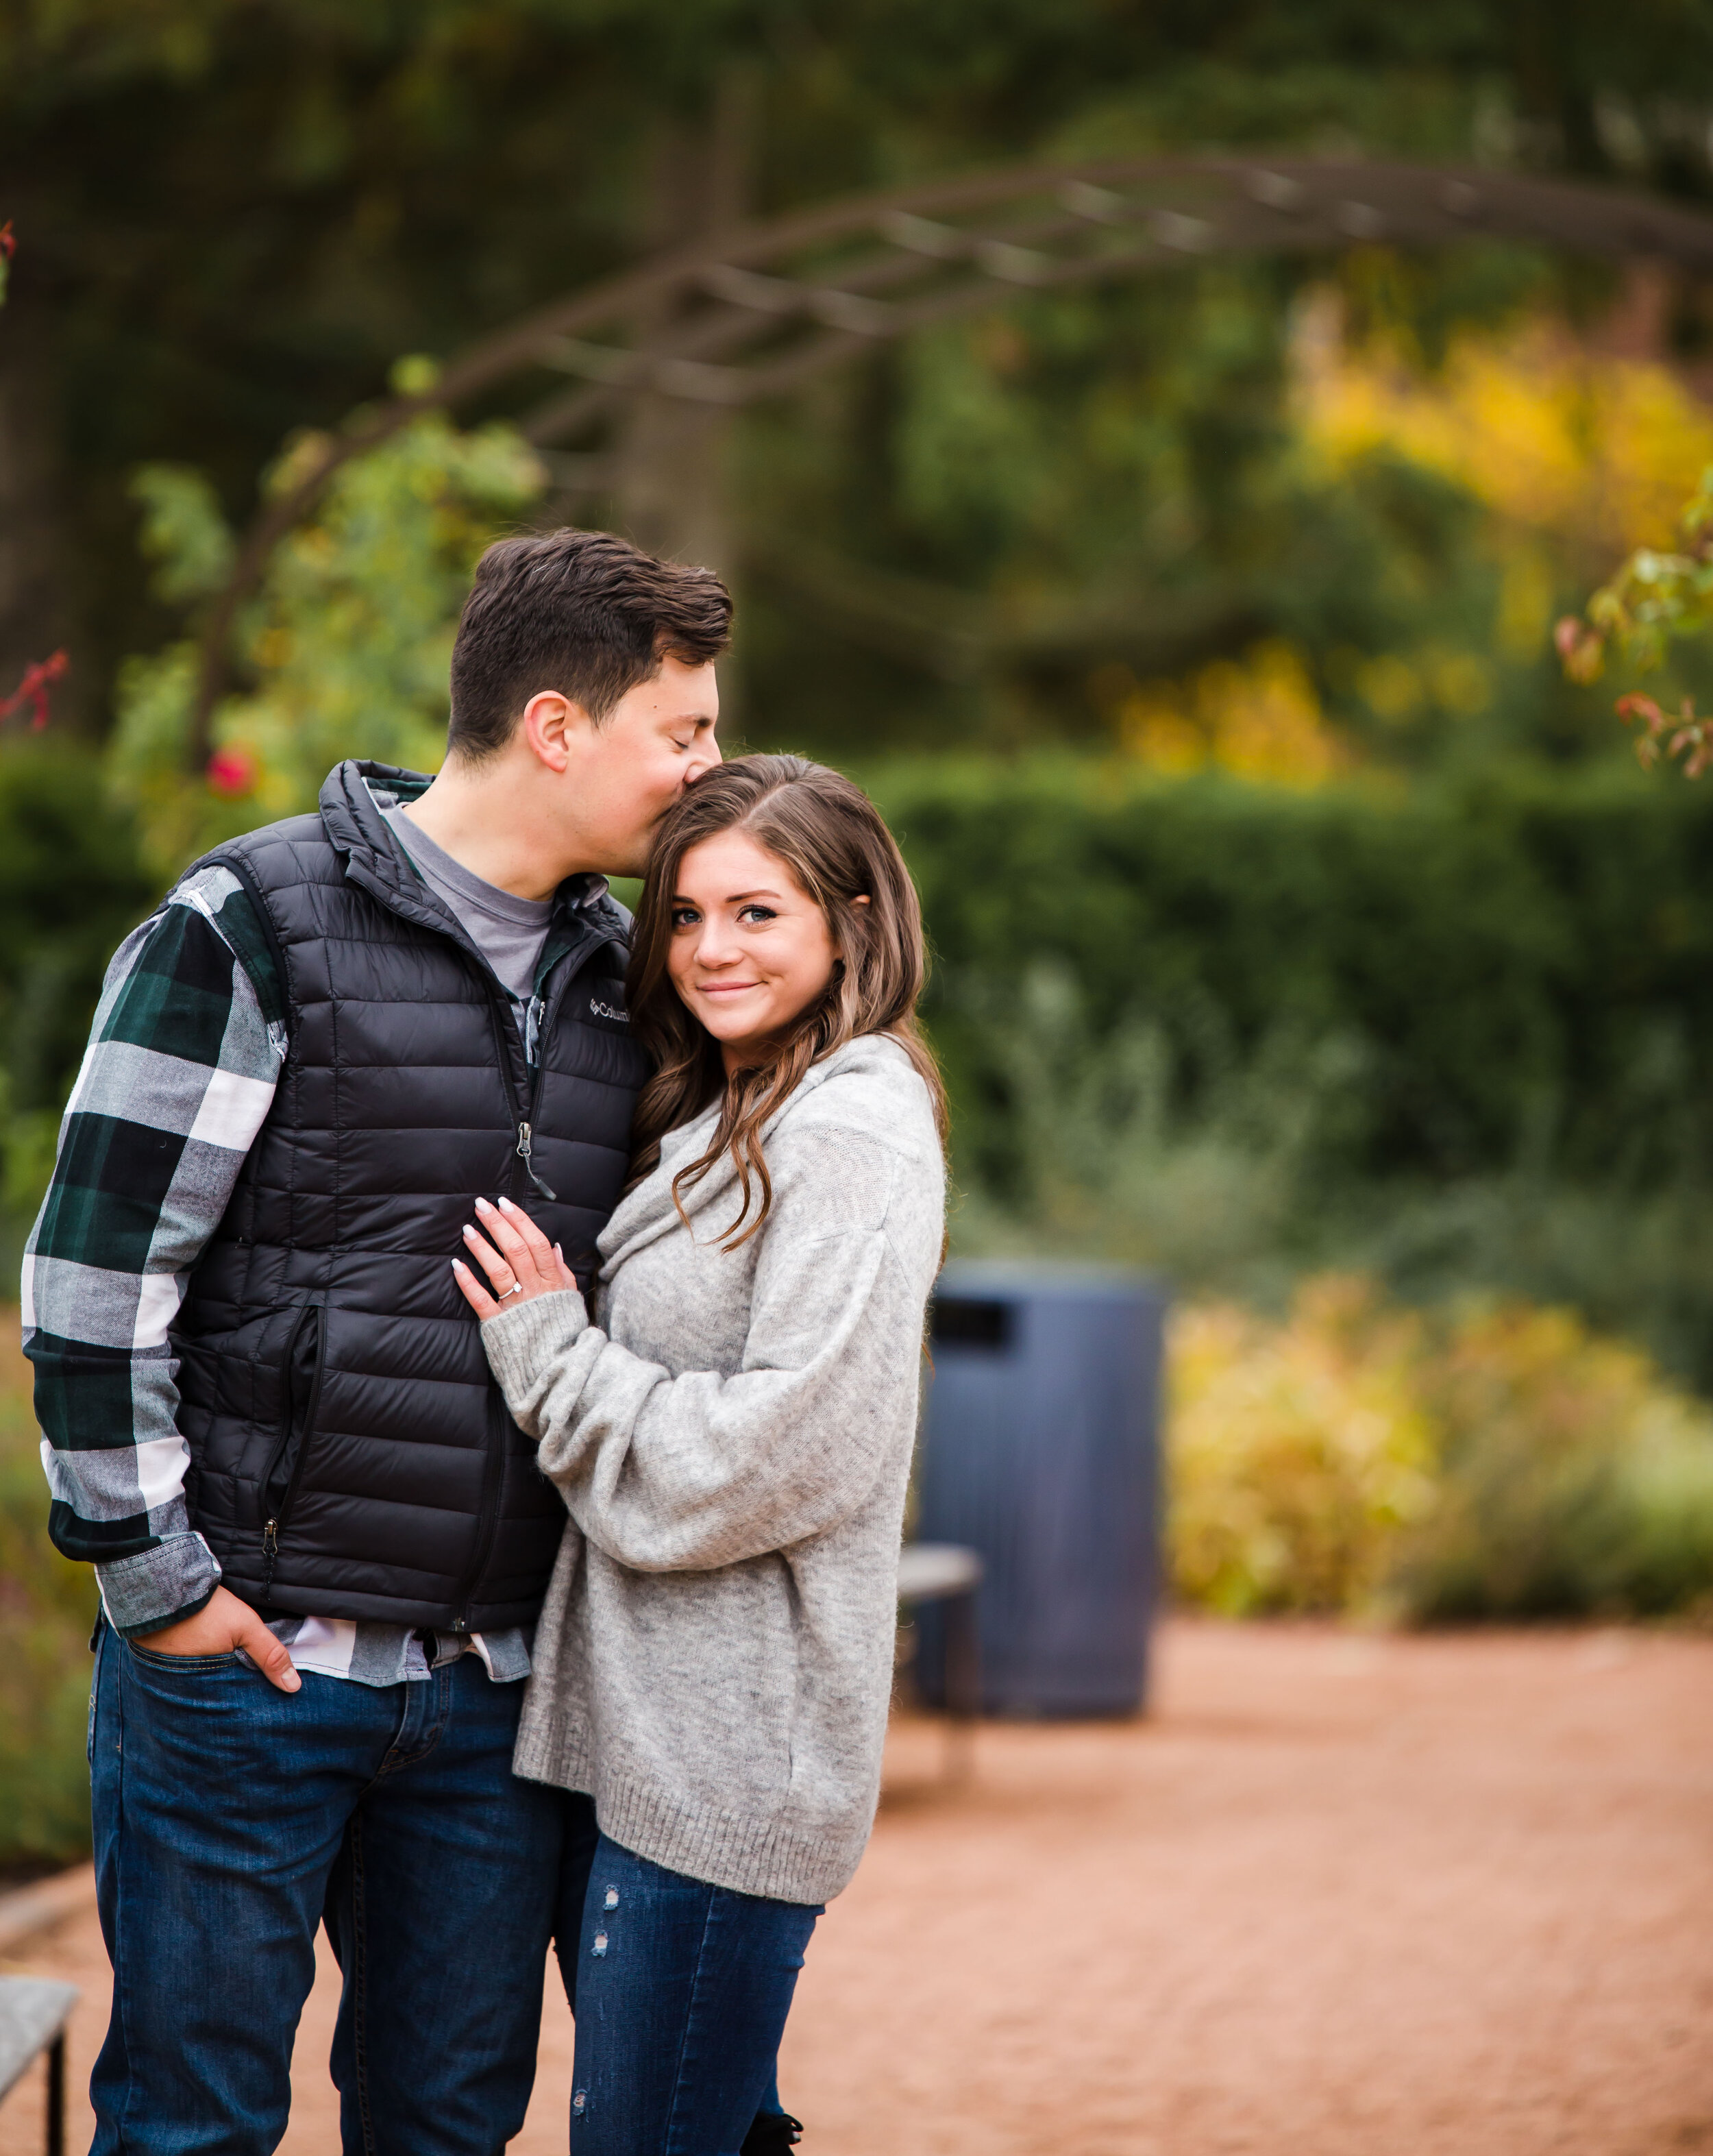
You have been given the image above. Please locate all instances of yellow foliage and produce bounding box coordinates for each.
[1167,1276,1713,1621]
[1296,308,1713,561]
[1115,639,1348,785]
[1170,1278,1438,1617]
[1436,1301,1671,1451]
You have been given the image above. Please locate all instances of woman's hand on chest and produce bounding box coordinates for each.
[452,1195,581,1319]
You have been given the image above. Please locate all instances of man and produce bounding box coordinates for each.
[25,528,727,2155]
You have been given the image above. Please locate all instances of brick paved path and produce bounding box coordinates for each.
[3,1620,1708,2155]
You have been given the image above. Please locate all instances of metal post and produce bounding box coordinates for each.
[942,1589,982,1781]
[46,2030,65,2156]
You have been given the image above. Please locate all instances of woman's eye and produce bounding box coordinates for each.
[670,907,699,929]
[738,905,777,924]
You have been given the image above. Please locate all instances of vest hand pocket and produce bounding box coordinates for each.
[258,1304,325,1593]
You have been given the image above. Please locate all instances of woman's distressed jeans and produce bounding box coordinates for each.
[560,1831,820,2155]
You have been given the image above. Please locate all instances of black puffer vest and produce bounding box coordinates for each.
[171,761,650,1632]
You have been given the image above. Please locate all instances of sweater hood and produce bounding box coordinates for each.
[597,1032,926,1277]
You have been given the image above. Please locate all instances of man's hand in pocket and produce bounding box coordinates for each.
[134,1584,301,1693]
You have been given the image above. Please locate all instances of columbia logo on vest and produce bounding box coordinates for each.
[589,1001,628,1022]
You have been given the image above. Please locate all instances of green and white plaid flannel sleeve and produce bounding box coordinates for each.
[23,864,286,1637]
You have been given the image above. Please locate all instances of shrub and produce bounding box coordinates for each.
[1170,1279,1438,1616]
[0,746,156,1271]
[0,1338,95,1873]
[1167,1277,1713,1623]
[1401,1302,1713,1619]
[112,395,546,877]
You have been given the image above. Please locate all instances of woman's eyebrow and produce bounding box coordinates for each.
[669,886,787,906]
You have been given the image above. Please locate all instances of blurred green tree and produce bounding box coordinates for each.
[112,362,545,870]
[9,0,1713,748]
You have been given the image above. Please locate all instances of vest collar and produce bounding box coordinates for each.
[317,759,630,986]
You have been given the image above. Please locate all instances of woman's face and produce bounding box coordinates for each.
[667,828,839,1073]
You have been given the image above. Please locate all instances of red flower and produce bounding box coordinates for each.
[0,222,14,262]
[206,747,259,798]
[0,649,69,731]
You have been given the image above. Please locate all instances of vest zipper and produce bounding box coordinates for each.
[454,970,577,1621]
[515,1119,556,1202]
[516,999,556,1189]
[454,967,579,1628]
[517,968,581,1197]
[476,983,559,1202]
[450,1395,508,1634]
[452,970,594,1621]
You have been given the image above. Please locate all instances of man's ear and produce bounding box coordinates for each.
[519,689,593,774]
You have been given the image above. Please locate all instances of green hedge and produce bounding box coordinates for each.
[870,757,1713,1190]
[0,1391,97,1872]
[7,743,1713,1363]
[5,744,1713,1278]
[0,748,156,1254]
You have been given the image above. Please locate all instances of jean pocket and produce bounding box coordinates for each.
[126,1641,248,1674]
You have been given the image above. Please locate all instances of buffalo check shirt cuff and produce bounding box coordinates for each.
[23,864,286,1637]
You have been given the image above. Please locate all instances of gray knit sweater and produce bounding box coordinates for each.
[480,1033,946,1905]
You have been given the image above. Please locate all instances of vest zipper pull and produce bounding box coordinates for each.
[262,1518,279,1593]
[516,1121,558,1201]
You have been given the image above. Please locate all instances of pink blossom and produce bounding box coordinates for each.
[0,648,68,730]
[206,747,259,798]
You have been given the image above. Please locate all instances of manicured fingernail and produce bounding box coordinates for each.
[497,1195,516,1210]
[451,1258,464,1271]
[475,1196,494,1212]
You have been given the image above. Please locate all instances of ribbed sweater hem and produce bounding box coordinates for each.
[513,1704,861,1907]
[481,1288,587,1394]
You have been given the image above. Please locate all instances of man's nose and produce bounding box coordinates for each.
[685,733,722,785]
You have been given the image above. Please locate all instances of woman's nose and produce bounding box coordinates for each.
[693,922,741,968]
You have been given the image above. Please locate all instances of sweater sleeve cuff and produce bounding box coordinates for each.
[480,1287,589,1405]
[96,1532,223,1639]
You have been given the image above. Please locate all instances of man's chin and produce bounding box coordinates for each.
[585,835,652,881]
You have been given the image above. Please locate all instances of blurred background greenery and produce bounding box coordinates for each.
[8,0,1713,1868]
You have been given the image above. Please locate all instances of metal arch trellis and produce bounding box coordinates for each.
[185,151,1713,763]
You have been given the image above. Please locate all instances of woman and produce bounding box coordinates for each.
[452,754,947,2154]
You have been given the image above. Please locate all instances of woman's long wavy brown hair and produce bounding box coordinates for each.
[626,755,948,1247]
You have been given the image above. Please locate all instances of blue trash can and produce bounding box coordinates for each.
[913,1261,1166,1717]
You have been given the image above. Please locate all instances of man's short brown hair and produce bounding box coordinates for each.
[447,528,732,761]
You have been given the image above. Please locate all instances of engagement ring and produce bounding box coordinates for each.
[498,1282,524,1299]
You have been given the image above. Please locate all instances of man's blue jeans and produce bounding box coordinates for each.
[88,1618,580,2156]
[558,1832,820,2155]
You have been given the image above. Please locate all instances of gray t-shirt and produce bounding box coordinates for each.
[382,803,552,1019]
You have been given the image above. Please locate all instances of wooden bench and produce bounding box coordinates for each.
[0,1977,78,2156]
